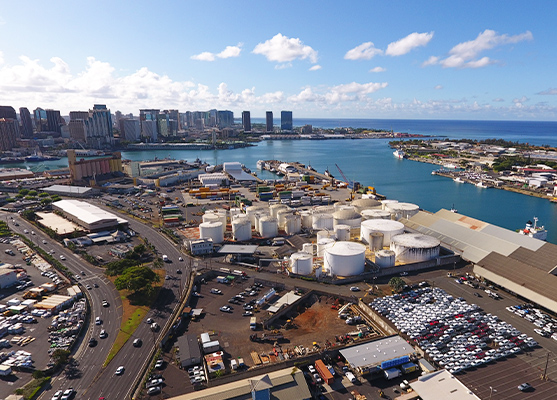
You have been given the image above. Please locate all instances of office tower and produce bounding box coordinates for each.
[166,109,180,132]
[157,113,170,137]
[0,106,17,120]
[19,107,33,138]
[139,109,160,137]
[242,111,251,132]
[266,111,273,133]
[121,119,141,142]
[84,105,113,149]
[68,111,90,143]
[281,111,293,131]
[33,108,48,132]
[45,109,62,133]
[114,110,122,126]
[217,110,234,128]
[0,118,19,151]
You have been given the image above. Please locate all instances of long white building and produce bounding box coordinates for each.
[52,199,128,232]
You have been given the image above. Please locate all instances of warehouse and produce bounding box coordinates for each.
[0,263,17,289]
[410,369,480,400]
[52,199,128,232]
[43,184,100,198]
[177,334,202,368]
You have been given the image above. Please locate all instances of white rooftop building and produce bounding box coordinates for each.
[53,199,128,232]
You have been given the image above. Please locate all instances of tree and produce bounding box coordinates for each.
[105,258,139,276]
[51,349,71,366]
[389,277,405,293]
[114,265,160,294]
[153,257,164,269]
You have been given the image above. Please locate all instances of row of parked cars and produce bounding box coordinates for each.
[507,304,557,339]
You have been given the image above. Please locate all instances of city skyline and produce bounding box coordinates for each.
[0,1,556,120]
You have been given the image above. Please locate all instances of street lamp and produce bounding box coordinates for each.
[489,386,497,400]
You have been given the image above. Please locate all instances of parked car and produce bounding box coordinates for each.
[350,286,360,292]
[220,305,232,313]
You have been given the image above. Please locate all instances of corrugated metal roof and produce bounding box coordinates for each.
[508,243,557,273]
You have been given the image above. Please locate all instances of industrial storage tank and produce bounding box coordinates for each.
[334,224,351,241]
[316,238,335,258]
[258,216,278,238]
[333,202,346,211]
[390,233,440,263]
[284,214,302,235]
[300,210,313,229]
[361,209,392,220]
[302,243,314,255]
[315,205,335,214]
[381,199,399,211]
[232,217,251,241]
[333,209,361,229]
[386,202,420,220]
[199,221,224,244]
[202,213,221,223]
[254,212,270,231]
[312,213,334,230]
[277,208,293,229]
[369,232,384,251]
[360,219,404,247]
[246,206,267,227]
[323,242,366,276]
[229,207,242,220]
[270,204,289,218]
[351,198,382,213]
[316,230,336,242]
[290,252,313,275]
[375,249,396,268]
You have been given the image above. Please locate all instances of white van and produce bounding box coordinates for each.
[345,371,357,383]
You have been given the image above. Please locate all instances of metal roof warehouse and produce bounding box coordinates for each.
[53,199,128,232]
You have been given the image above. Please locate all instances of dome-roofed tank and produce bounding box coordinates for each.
[312,213,334,231]
[316,238,335,258]
[360,219,404,247]
[199,221,224,244]
[385,202,420,220]
[334,224,351,241]
[277,208,293,229]
[381,199,399,211]
[229,207,242,220]
[361,209,392,220]
[333,209,361,229]
[258,216,278,238]
[232,217,251,241]
[351,198,382,213]
[299,210,313,229]
[323,241,366,276]
[290,252,313,275]
[284,214,302,235]
[270,204,289,218]
[246,206,267,227]
[202,213,220,223]
[302,243,314,255]
[333,202,347,211]
[314,205,335,214]
[390,233,440,263]
[375,249,396,268]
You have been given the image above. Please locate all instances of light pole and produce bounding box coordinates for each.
[489,386,496,400]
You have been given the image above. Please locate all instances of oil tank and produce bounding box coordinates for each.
[290,252,313,275]
[270,204,289,218]
[323,242,366,276]
[315,265,322,278]
[300,210,313,229]
[316,230,335,241]
[390,233,440,263]
[360,219,404,246]
[315,205,335,214]
[246,206,267,227]
[312,213,334,230]
[333,209,361,229]
[369,232,384,251]
[254,212,270,231]
[229,207,242,220]
[351,198,382,213]
[258,216,278,238]
[232,217,251,241]
[385,202,420,220]
[277,208,292,229]
[333,202,346,211]
[381,199,399,211]
[199,221,224,244]
[284,214,302,235]
[375,249,396,268]
[202,213,220,223]
[361,209,392,220]
[334,224,351,241]
[316,238,335,258]
[302,243,314,255]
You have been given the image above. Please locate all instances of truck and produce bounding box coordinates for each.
[250,317,257,330]
[0,365,12,376]
[345,371,357,383]
[401,362,418,374]
[217,276,228,284]
[232,269,247,277]
[384,367,401,380]
[315,359,334,384]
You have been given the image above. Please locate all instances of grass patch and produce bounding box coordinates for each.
[14,376,50,400]
[104,269,166,366]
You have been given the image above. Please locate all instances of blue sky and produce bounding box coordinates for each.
[1,1,556,120]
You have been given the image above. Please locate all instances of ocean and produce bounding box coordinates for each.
[4,119,557,242]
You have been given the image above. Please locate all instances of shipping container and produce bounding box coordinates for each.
[315,359,334,384]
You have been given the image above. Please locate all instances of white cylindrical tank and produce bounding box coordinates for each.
[361,209,392,220]
[246,206,267,227]
[258,216,278,238]
[216,209,228,224]
[323,242,366,276]
[334,224,351,241]
[316,230,335,241]
[333,202,346,211]
[229,207,242,220]
[375,249,396,268]
[277,208,292,229]
[202,213,220,223]
[232,217,251,241]
[360,219,404,246]
[381,199,399,211]
[369,232,384,251]
[333,209,361,229]
[315,205,335,214]
[351,198,382,213]
[315,265,322,278]
[300,210,313,229]
[270,204,288,218]
[302,243,314,255]
[199,221,224,244]
[284,214,302,235]
[312,213,334,230]
[386,202,420,220]
[390,233,440,263]
[290,252,313,275]
[317,238,335,258]
[254,212,270,231]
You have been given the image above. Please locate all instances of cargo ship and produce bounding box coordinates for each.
[519,217,547,241]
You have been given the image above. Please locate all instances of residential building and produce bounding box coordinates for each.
[281,111,293,131]
[121,119,141,142]
[0,118,19,151]
[301,124,312,134]
[84,105,113,149]
[266,111,273,133]
[68,111,90,143]
[33,108,48,132]
[19,107,33,138]
[45,109,62,133]
[217,110,234,128]
[0,106,16,120]
[140,109,160,137]
[242,111,251,132]
[157,112,170,137]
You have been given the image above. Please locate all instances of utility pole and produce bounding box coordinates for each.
[543,352,550,380]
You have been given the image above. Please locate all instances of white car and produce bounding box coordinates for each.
[95,316,102,325]
[59,255,66,260]
[179,257,183,261]
[42,239,47,244]
[115,366,125,375]
[350,286,360,292]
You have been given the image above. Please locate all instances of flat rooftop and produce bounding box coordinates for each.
[411,369,480,400]
[340,335,414,369]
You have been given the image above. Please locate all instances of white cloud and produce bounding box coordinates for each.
[344,42,383,60]
[493,98,505,102]
[275,63,292,70]
[434,85,443,90]
[191,44,242,61]
[513,96,529,104]
[253,33,318,63]
[309,65,322,71]
[425,29,533,69]
[369,67,386,73]
[538,88,557,95]
[0,51,3,65]
[288,81,388,105]
[386,32,434,56]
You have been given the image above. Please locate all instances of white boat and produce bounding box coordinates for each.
[450,204,458,213]
[475,181,491,188]
[453,177,464,183]
[256,160,264,169]
[443,163,458,169]
[519,217,547,241]
[393,149,405,159]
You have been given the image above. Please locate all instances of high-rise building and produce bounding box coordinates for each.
[217,110,234,128]
[19,107,33,138]
[121,119,141,142]
[0,106,17,120]
[0,118,19,151]
[45,109,62,133]
[33,108,48,132]
[266,111,273,133]
[68,111,90,143]
[242,111,251,132]
[139,109,160,137]
[166,109,180,132]
[84,105,113,149]
[157,113,170,137]
[281,111,293,131]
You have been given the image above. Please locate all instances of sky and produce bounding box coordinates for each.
[1,0,556,120]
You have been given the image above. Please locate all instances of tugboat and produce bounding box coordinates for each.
[519,217,547,241]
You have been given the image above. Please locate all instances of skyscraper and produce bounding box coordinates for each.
[45,109,62,133]
[139,109,160,137]
[217,110,234,128]
[121,119,141,142]
[242,111,251,132]
[266,111,273,133]
[19,107,33,138]
[0,118,19,151]
[84,105,113,149]
[281,111,293,131]
[33,108,48,132]
[0,106,17,120]
[68,111,90,143]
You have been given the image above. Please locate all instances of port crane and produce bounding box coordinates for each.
[335,164,359,200]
